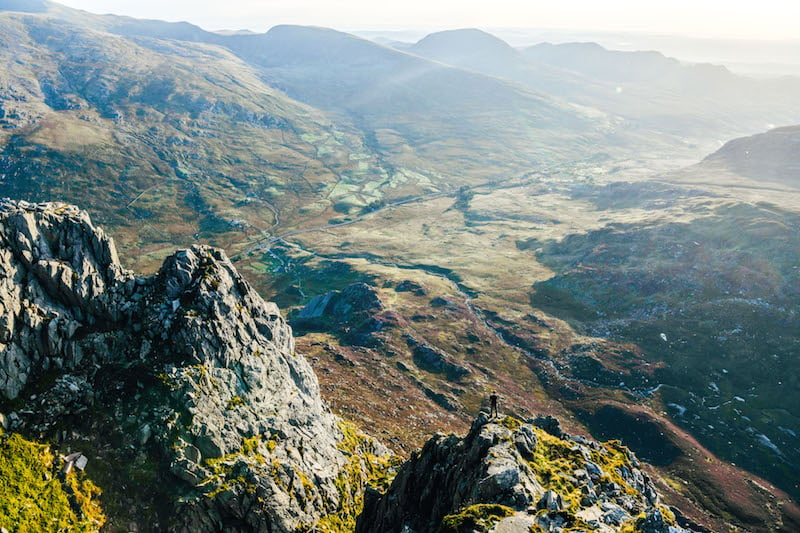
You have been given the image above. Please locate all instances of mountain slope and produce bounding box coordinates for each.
[697,125,800,186]
[220,25,616,175]
[0,6,393,272]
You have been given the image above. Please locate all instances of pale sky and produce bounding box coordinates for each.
[54,0,800,40]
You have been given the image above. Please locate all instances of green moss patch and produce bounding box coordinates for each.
[309,420,401,533]
[0,432,105,532]
[439,504,514,533]
[526,423,640,525]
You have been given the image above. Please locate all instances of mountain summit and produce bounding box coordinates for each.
[410,28,523,70]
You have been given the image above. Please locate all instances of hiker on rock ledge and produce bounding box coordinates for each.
[489,390,499,418]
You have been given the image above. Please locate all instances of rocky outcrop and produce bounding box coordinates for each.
[0,200,385,532]
[357,412,697,533]
[295,282,382,323]
[405,334,470,381]
[0,200,132,399]
[292,282,389,344]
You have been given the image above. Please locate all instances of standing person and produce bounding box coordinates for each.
[490,390,499,418]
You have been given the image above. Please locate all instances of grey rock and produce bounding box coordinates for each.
[296,282,381,322]
[535,511,567,533]
[537,490,564,512]
[405,335,470,381]
[585,460,605,480]
[601,502,631,526]
[292,283,386,344]
[0,201,386,533]
[395,280,426,295]
[358,412,682,533]
[532,414,563,438]
[513,424,537,459]
[638,508,695,533]
[74,454,88,471]
[492,516,535,533]
[184,444,202,464]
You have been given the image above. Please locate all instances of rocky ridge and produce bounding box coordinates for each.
[357,412,697,533]
[0,200,387,532]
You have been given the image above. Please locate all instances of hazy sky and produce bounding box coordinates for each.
[55,0,800,40]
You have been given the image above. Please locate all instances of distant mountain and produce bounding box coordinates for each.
[699,125,800,186]
[410,28,523,71]
[407,29,598,109]
[523,42,690,84]
[25,10,619,175]
[216,25,613,174]
[406,30,800,139]
[521,42,800,136]
[213,29,258,36]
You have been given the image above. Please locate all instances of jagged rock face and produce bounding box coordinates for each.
[0,200,132,399]
[357,413,692,533]
[358,416,544,533]
[0,200,369,532]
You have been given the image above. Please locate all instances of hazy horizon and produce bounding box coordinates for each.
[53,0,800,42]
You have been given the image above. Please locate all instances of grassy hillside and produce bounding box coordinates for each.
[698,125,800,187]
[268,133,800,528]
[0,8,394,271]
[531,201,800,498]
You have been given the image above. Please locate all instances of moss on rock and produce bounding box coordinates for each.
[0,431,105,532]
[438,504,514,533]
[310,420,400,533]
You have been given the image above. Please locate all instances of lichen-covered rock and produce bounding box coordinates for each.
[357,413,697,533]
[0,200,386,532]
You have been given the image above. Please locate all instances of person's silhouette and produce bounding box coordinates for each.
[490,390,499,418]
